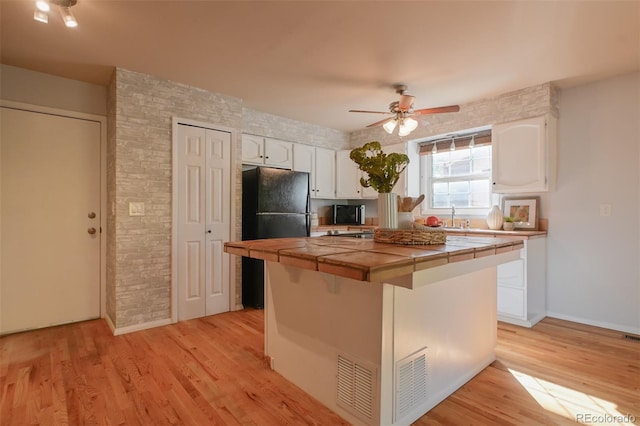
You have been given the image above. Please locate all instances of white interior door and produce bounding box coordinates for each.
[177,124,231,320]
[0,107,101,334]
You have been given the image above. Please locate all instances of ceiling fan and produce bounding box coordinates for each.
[349,85,460,136]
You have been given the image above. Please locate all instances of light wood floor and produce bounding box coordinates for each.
[1,311,638,425]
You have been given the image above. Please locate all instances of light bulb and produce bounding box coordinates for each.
[382,119,397,134]
[398,123,411,137]
[404,117,418,132]
[61,6,78,27]
[432,143,437,154]
[450,138,456,151]
[36,0,50,12]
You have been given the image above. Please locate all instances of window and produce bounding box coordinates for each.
[419,130,492,215]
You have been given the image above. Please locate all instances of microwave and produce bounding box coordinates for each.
[332,204,365,225]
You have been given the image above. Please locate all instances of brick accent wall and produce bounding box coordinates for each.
[108,68,243,328]
[349,83,559,147]
[243,108,349,150]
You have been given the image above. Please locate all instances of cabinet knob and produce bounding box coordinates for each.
[88,227,96,235]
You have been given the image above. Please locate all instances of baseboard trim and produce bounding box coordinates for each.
[546,311,640,336]
[109,317,173,336]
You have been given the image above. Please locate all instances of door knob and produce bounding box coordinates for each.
[88,212,96,219]
[88,227,96,235]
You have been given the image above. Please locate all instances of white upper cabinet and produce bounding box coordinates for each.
[242,134,293,169]
[293,144,335,199]
[335,150,363,198]
[313,147,336,199]
[492,115,557,193]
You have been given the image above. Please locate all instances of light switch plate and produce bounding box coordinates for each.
[129,202,145,216]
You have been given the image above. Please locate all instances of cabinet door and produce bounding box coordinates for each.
[293,144,316,196]
[264,138,293,169]
[241,134,264,165]
[492,116,548,193]
[314,147,335,199]
[497,287,526,319]
[335,150,362,198]
[292,143,314,174]
[497,259,525,288]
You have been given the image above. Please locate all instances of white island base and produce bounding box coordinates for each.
[264,250,519,425]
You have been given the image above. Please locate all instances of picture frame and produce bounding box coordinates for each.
[502,197,539,230]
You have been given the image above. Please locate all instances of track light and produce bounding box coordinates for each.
[34,10,49,23]
[60,6,77,27]
[33,0,78,27]
[36,0,50,12]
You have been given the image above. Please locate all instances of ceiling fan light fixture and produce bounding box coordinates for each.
[60,6,78,27]
[383,119,397,134]
[404,117,418,132]
[33,9,49,23]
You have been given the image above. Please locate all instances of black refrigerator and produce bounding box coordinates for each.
[242,167,310,308]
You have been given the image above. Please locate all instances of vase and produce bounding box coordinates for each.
[486,205,504,230]
[397,212,415,229]
[378,193,398,229]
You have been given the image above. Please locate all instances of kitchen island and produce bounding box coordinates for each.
[224,235,524,425]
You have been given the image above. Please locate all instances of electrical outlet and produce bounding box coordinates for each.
[599,203,612,217]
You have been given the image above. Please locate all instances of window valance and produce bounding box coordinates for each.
[418,129,492,155]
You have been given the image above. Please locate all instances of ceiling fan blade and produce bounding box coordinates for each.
[398,94,415,111]
[366,116,395,128]
[412,105,460,115]
[349,109,393,114]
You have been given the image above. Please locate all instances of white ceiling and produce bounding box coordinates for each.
[1,1,639,132]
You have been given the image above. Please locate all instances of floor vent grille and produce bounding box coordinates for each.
[395,347,428,423]
[336,354,377,422]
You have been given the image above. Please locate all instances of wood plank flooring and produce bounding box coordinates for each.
[1,311,638,425]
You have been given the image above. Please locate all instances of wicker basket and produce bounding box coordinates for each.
[374,224,447,245]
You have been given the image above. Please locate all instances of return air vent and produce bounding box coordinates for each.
[336,354,377,422]
[395,347,428,422]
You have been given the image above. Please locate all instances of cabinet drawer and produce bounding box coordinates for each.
[497,286,525,319]
[497,259,524,288]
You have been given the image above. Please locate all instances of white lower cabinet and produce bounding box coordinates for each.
[497,237,546,327]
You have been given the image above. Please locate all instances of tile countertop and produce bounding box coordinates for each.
[224,235,525,283]
[443,228,547,239]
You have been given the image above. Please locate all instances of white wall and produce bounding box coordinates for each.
[546,72,640,334]
[0,64,106,115]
